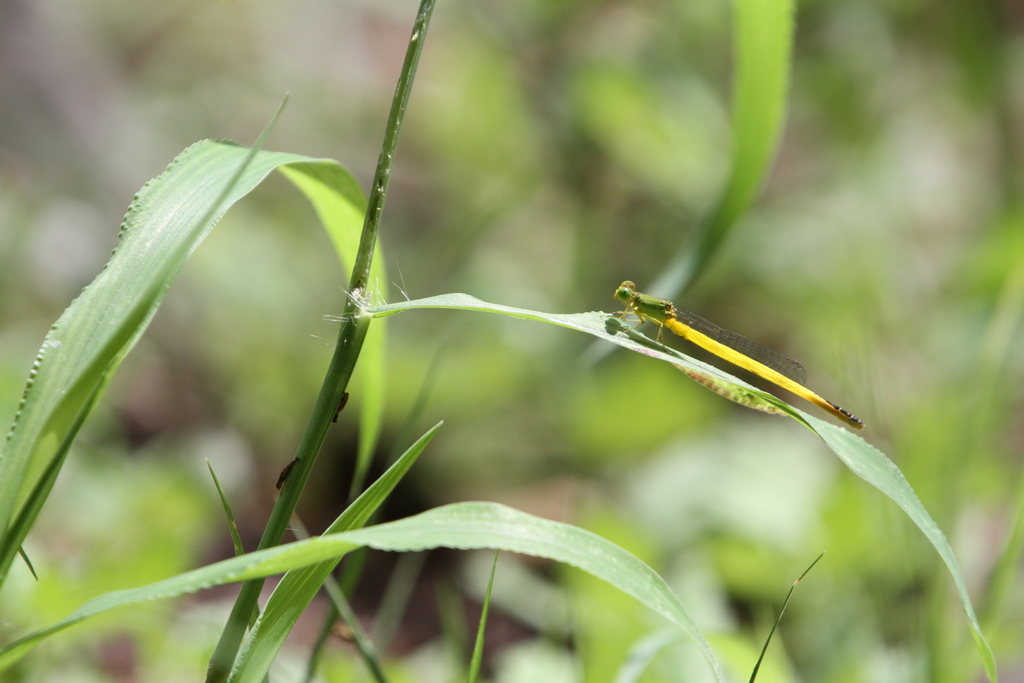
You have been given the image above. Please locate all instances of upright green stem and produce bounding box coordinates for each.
[350,1,434,295]
[204,2,436,680]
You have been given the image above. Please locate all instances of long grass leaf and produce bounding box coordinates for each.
[0,502,722,681]
[366,293,996,681]
[0,92,363,574]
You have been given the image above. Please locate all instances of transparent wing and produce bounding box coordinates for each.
[671,308,807,385]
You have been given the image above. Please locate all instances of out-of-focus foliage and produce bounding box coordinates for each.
[0,0,1022,681]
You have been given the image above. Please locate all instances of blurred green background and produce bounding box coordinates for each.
[1,0,1022,681]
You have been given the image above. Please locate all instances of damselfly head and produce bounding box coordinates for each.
[614,281,636,303]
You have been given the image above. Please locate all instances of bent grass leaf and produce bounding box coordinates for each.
[0,140,376,585]
[0,502,724,682]
[366,293,997,682]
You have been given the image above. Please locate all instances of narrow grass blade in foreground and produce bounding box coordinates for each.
[467,551,499,683]
[227,423,441,683]
[0,502,723,682]
[207,462,246,558]
[748,554,823,683]
[366,293,997,682]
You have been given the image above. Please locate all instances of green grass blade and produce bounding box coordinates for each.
[225,422,441,683]
[340,503,723,681]
[290,517,389,683]
[301,604,337,683]
[352,324,386,494]
[0,376,106,577]
[0,502,723,682]
[724,0,794,229]
[0,95,358,575]
[748,554,822,683]
[467,551,499,683]
[207,1,435,674]
[366,293,996,681]
[0,144,368,585]
[807,419,996,681]
[0,135,373,683]
[16,547,36,582]
[278,162,387,496]
[0,416,437,677]
[207,461,246,558]
[653,0,795,296]
[204,161,374,683]
[318,563,390,683]
[0,525,369,670]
